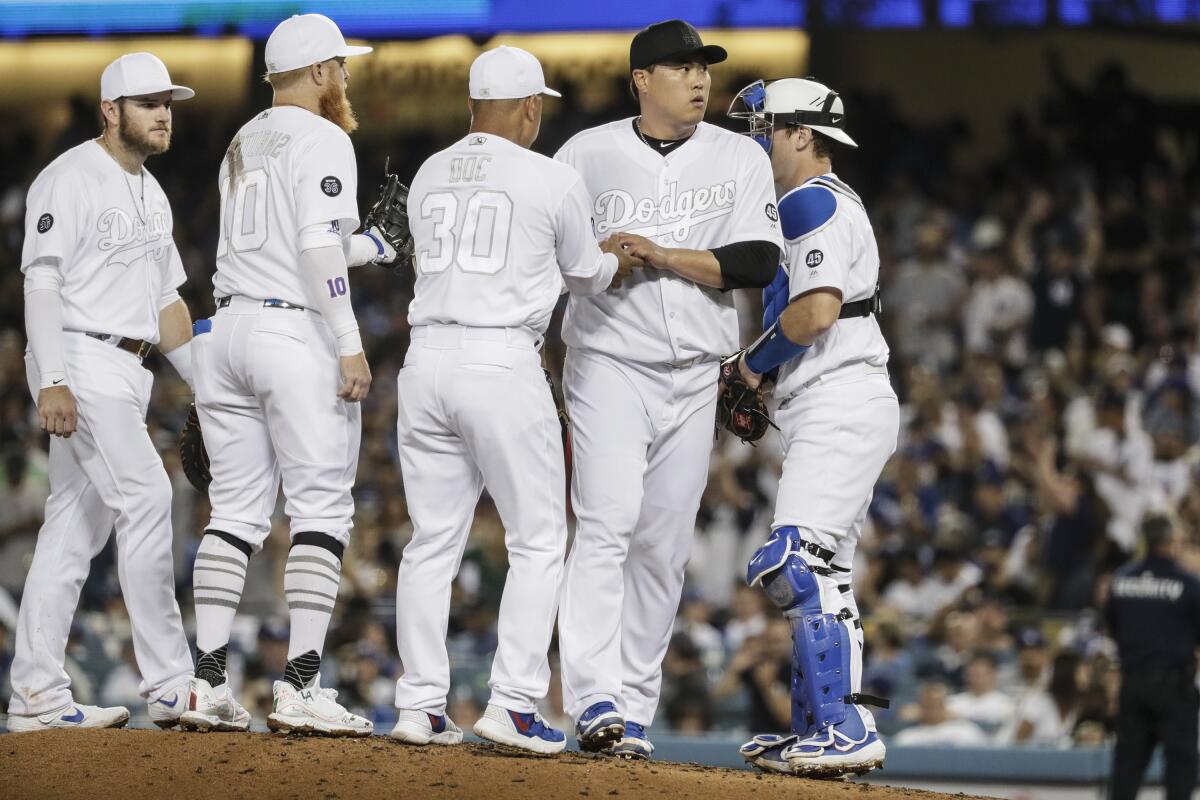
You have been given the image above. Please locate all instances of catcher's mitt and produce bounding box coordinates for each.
[180,402,212,492]
[361,160,415,270]
[716,352,777,445]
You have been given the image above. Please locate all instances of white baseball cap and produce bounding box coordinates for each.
[100,53,194,102]
[731,77,856,148]
[469,46,561,100]
[264,14,373,75]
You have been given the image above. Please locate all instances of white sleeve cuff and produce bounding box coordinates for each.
[23,263,67,388]
[163,339,194,389]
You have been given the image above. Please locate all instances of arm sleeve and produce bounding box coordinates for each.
[712,240,780,289]
[294,127,361,233]
[555,177,616,297]
[23,262,67,388]
[299,244,363,357]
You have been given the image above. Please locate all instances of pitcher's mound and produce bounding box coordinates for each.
[2,729,980,799]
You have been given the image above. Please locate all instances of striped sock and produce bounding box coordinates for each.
[282,542,342,689]
[193,532,250,684]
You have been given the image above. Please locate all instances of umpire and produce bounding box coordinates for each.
[1105,515,1200,800]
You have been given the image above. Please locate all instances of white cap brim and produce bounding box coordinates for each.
[109,84,195,102]
[339,44,374,59]
[811,125,857,148]
[542,86,562,98]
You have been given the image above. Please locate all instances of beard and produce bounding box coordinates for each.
[320,80,358,134]
[118,113,171,156]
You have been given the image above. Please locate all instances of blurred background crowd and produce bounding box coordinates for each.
[0,21,1198,751]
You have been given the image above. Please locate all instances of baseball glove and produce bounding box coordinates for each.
[716,352,777,445]
[179,402,211,492]
[361,160,415,270]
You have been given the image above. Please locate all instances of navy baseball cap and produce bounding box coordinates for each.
[630,19,727,71]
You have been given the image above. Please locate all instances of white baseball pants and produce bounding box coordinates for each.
[558,349,718,726]
[8,334,192,715]
[192,296,361,550]
[393,325,566,715]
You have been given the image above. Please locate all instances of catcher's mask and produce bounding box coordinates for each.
[727,77,857,154]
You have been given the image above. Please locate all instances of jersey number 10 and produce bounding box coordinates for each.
[216,168,269,257]
[417,190,513,276]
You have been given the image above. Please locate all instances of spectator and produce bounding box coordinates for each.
[946,652,1015,735]
[894,682,989,747]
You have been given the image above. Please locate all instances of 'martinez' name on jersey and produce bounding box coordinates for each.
[556,119,782,366]
[212,106,359,307]
[594,179,736,242]
[20,140,186,342]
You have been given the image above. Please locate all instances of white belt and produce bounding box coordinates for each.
[410,324,542,350]
[779,361,891,407]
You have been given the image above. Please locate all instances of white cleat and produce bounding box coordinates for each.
[179,676,251,732]
[472,704,566,755]
[389,709,463,745]
[784,726,887,779]
[148,680,191,729]
[267,680,373,737]
[7,702,130,732]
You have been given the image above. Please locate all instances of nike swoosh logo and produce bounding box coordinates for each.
[156,695,179,708]
[659,141,672,148]
[61,707,85,723]
[52,379,64,385]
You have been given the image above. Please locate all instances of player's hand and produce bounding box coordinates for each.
[737,352,763,390]
[37,385,78,438]
[615,232,667,269]
[363,227,398,265]
[337,352,372,402]
[600,234,644,290]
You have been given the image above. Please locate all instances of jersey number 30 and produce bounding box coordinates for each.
[417,190,512,276]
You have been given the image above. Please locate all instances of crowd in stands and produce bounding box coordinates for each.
[1,55,1197,748]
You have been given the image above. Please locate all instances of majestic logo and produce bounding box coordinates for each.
[765,203,778,222]
[593,180,737,243]
[321,176,342,196]
[37,213,54,233]
[97,206,172,270]
[805,249,823,268]
[469,136,487,146]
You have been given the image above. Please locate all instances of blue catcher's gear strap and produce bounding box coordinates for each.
[745,321,809,376]
[762,265,790,329]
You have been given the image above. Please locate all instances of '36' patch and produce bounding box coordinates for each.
[321,176,342,197]
[37,213,53,233]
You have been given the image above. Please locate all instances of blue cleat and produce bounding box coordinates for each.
[783,713,886,779]
[574,701,624,753]
[612,720,654,760]
[474,704,566,755]
[740,733,798,774]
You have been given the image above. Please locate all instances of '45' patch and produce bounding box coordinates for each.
[805,249,823,268]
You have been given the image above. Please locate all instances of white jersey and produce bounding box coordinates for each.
[774,173,889,398]
[212,106,359,306]
[407,133,613,334]
[555,119,783,365]
[20,140,186,342]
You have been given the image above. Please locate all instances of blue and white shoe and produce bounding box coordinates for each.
[7,702,129,732]
[783,716,886,778]
[148,680,190,729]
[473,704,566,755]
[612,721,654,760]
[390,708,463,745]
[574,701,624,753]
[740,733,799,774]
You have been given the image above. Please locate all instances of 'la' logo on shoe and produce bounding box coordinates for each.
[301,690,315,702]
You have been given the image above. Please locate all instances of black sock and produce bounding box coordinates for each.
[196,644,228,687]
[283,649,321,691]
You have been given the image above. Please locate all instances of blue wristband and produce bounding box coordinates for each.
[745,321,809,374]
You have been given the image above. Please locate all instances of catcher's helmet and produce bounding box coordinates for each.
[728,77,857,153]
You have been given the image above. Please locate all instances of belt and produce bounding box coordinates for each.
[839,285,881,319]
[85,332,152,361]
[216,296,306,311]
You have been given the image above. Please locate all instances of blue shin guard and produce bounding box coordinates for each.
[747,527,852,735]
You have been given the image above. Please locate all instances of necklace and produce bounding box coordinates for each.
[97,135,146,223]
[634,116,652,148]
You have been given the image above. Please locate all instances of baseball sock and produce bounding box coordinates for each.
[282,534,343,691]
[193,531,251,687]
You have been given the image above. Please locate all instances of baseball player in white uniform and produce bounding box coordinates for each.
[390,46,638,755]
[555,20,783,759]
[179,15,389,736]
[8,53,196,731]
[727,78,897,778]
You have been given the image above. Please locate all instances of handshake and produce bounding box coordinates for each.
[599,232,663,290]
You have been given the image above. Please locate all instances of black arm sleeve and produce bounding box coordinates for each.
[712,240,780,290]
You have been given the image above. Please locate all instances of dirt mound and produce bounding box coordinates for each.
[2,729,976,800]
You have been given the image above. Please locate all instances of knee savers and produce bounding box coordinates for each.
[748,526,852,733]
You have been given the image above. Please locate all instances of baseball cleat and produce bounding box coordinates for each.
[179,676,251,732]
[148,680,191,729]
[389,709,463,745]
[612,721,653,760]
[473,704,566,755]
[266,680,373,737]
[740,733,799,774]
[784,725,886,779]
[574,700,624,753]
[7,702,130,732]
